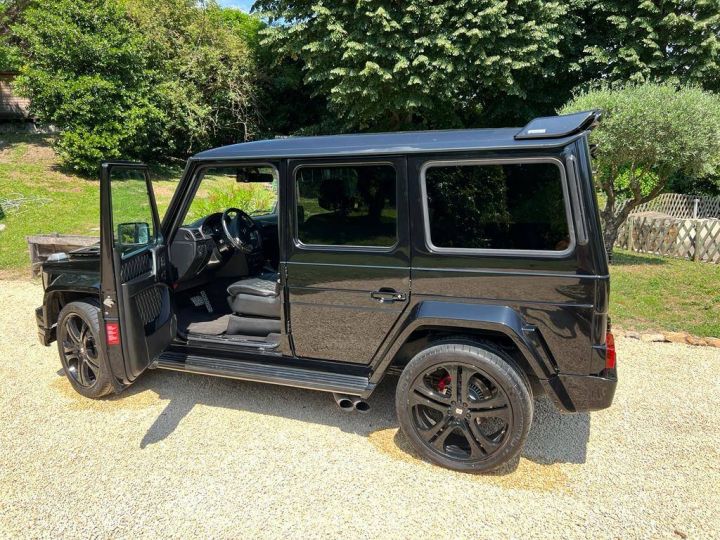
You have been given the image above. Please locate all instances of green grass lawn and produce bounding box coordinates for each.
[1,134,717,337]
[0,133,179,273]
[610,249,720,337]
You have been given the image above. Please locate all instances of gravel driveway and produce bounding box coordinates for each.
[1,279,719,539]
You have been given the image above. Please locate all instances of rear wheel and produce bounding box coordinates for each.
[396,339,533,472]
[57,300,114,399]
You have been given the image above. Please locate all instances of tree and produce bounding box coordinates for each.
[255,0,572,131]
[560,83,720,256]
[0,1,30,71]
[12,0,259,174]
[222,5,327,137]
[13,0,160,172]
[125,0,258,154]
[580,0,720,92]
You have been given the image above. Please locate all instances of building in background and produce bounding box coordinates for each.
[0,71,30,122]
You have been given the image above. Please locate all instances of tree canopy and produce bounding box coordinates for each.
[4,0,720,181]
[580,0,720,92]
[255,0,572,130]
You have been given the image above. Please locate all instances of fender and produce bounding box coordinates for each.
[371,300,558,384]
[39,276,99,333]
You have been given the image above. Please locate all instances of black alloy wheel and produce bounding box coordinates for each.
[396,340,533,472]
[57,300,114,399]
[62,313,100,387]
[410,363,511,461]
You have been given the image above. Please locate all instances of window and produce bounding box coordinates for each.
[184,166,278,225]
[423,161,571,252]
[296,164,397,247]
[110,168,156,257]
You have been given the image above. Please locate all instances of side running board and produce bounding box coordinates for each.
[153,352,374,396]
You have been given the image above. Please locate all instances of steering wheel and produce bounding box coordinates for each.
[221,208,262,254]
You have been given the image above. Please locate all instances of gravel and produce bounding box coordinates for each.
[1,279,719,539]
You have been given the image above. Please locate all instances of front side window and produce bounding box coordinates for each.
[184,166,278,225]
[110,168,156,257]
[296,164,397,247]
[424,161,571,252]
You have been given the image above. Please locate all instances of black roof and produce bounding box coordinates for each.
[192,111,599,161]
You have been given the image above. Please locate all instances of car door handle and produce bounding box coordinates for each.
[371,288,407,303]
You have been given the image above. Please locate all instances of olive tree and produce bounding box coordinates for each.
[560,83,720,257]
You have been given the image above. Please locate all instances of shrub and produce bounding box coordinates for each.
[12,0,258,175]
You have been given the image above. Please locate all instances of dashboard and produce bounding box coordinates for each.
[169,212,278,284]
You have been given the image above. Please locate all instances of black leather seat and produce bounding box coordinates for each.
[227,272,280,319]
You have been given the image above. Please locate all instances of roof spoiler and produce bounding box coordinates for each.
[514,110,601,140]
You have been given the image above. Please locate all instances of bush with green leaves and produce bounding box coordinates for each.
[186,180,277,222]
[560,83,720,255]
[12,0,258,174]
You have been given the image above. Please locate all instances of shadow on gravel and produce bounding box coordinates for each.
[127,369,589,471]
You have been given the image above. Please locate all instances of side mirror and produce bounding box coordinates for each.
[297,205,305,225]
[117,222,151,246]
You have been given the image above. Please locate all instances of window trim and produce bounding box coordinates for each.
[419,157,576,257]
[292,161,400,252]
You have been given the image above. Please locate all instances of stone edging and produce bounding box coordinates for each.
[618,329,720,348]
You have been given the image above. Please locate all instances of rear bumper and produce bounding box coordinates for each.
[35,306,54,346]
[543,370,617,413]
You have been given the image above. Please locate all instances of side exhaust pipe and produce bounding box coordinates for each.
[351,396,370,414]
[332,393,354,412]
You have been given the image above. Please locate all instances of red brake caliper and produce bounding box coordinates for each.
[437,374,452,393]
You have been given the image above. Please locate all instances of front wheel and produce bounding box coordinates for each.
[395,339,533,472]
[57,300,114,399]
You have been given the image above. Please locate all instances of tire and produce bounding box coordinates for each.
[56,300,114,399]
[395,338,533,472]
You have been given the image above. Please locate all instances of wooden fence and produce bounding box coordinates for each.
[616,214,720,263]
[615,193,720,263]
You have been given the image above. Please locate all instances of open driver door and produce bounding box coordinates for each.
[99,162,176,387]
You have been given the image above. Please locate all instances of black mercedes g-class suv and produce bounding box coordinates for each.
[36,110,616,472]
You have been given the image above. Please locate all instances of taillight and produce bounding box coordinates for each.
[106,322,120,346]
[605,331,616,370]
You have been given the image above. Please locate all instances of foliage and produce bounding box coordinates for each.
[580,0,720,92]
[12,0,258,174]
[667,172,720,197]
[125,0,258,154]
[560,83,720,254]
[0,0,27,71]
[232,4,327,137]
[255,0,573,131]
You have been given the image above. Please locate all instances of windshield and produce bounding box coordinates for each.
[184,166,278,225]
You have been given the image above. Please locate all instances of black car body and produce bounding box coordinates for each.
[36,110,617,471]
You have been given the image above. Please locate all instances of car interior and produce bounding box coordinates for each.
[168,166,282,345]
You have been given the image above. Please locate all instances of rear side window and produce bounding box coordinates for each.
[423,161,571,252]
[295,164,397,247]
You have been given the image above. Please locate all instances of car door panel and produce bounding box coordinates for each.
[114,246,174,380]
[286,263,409,363]
[100,162,175,385]
[285,157,410,365]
